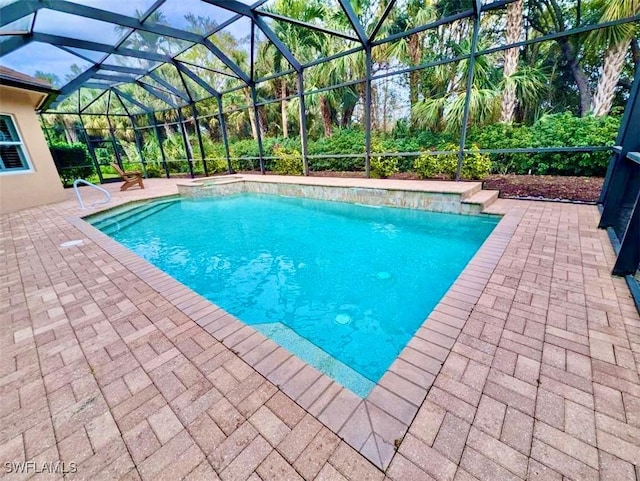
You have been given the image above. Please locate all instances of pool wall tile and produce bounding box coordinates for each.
[177,177,488,214]
[68,176,519,471]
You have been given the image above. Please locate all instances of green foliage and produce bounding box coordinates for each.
[414,146,458,179]
[49,142,95,186]
[187,112,618,178]
[307,129,365,171]
[460,145,492,180]
[37,0,635,147]
[413,143,491,180]
[94,147,112,165]
[230,139,260,171]
[144,164,164,178]
[59,113,615,180]
[466,123,532,174]
[141,138,161,162]
[370,156,399,178]
[226,137,303,171]
[162,133,187,162]
[203,158,229,175]
[370,138,399,178]
[273,146,303,175]
[119,141,139,164]
[528,113,618,175]
[468,112,620,175]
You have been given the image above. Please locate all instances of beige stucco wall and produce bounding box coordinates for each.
[0,85,65,214]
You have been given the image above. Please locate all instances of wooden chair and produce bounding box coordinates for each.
[110,163,144,191]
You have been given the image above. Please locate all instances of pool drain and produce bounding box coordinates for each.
[377,271,391,280]
[335,314,351,325]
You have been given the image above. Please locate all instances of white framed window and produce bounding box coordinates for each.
[0,114,32,173]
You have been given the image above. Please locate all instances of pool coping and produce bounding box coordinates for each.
[178,174,483,196]
[68,181,521,470]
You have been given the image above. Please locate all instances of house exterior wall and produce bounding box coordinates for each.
[0,86,65,214]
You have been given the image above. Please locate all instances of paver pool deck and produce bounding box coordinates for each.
[1,176,639,480]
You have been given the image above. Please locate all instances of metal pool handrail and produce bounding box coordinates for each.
[73,179,111,210]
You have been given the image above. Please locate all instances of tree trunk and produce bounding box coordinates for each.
[341,104,355,128]
[382,77,388,132]
[280,77,288,138]
[371,79,378,131]
[592,39,630,117]
[243,88,259,141]
[163,122,173,139]
[319,95,333,137]
[63,120,79,144]
[408,35,422,107]
[500,0,523,123]
[559,38,592,116]
[181,122,194,160]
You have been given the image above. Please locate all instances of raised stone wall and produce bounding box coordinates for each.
[178,178,473,214]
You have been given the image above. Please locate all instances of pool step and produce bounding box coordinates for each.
[94,202,174,235]
[92,202,161,230]
[92,201,160,227]
[251,322,375,397]
[461,189,499,213]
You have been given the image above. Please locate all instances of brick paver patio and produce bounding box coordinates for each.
[1,177,639,480]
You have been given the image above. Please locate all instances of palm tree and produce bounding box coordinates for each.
[590,0,640,116]
[500,0,523,123]
[263,0,326,137]
[411,38,502,133]
[385,1,437,106]
[529,0,593,116]
[255,41,293,137]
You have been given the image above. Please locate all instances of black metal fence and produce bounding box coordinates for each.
[599,66,640,310]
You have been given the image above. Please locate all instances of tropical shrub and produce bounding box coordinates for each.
[204,158,229,175]
[370,156,399,178]
[308,129,365,171]
[378,137,419,172]
[413,143,491,180]
[49,142,95,186]
[140,138,161,163]
[526,112,618,176]
[273,146,303,175]
[460,144,492,179]
[144,163,164,178]
[162,133,187,161]
[120,113,618,178]
[94,147,112,165]
[119,141,140,164]
[467,123,533,174]
[413,147,458,179]
[369,138,399,178]
[468,112,619,175]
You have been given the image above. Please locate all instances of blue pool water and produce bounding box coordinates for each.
[92,194,498,396]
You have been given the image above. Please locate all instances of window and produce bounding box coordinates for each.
[0,114,31,172]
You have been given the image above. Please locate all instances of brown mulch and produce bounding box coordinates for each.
[481,175,603,203]
[235,170,604,203]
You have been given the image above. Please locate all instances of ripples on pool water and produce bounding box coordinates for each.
[99,193,499,396]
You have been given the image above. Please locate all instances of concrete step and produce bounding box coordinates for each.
[461,189,499,212]
[97,202,174,235]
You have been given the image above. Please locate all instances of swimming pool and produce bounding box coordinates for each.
[91,193,498,396]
